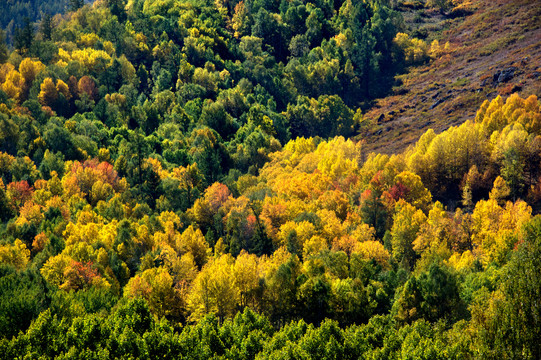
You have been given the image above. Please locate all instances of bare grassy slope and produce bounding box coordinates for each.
[359,0,541,154]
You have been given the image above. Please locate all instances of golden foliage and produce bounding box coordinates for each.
[38,77,58,106]
[187,254,239,322]
[394,32,430,65]
[124,266,183,318]
[353,240,390,269]
[0,239,30,269]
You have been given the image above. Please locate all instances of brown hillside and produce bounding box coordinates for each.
[358,0,541,154]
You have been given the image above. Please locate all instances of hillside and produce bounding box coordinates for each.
[0,0,540,358]
[360,0,541,154]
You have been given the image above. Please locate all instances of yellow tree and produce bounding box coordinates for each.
[40,242,111,291]
[187,254,239,322]
[0,239,30,269]
[124,266,183,319]
[176,225,210,269]
[277,220,316,255]
[303,235,328,259]
[489,176,510,206]
[56,79,71,100]
[38,77,58,106]
[232,250,260,309]
[391,200,427,269]
[1,68,23,102]
[153,210,182,249]
[477,94,541,135]
[471,198,531,265]
[412,201,455,271]
[317,209,346,242]
[353,240,390,269]
[392,171,432,211]
[18,58,44,96]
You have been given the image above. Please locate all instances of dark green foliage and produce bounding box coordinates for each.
[13,17,35,54]
[100,59,124,93]
[69,0,84,12]
[0,1,70,45]
[286,94,357,138]
[40,13,54,41]
[200,102,239,140]
[189,128,229,185]
[360,189,388,240]
[501,147,525,200]
[108,0,127,23]
[0,186,14,221]
[476,217,541,359]
[22,99,47,124]
[0,29,8,63]
[252,8,289,63]
[298,275,331,324]
[49,286,118,318]
[0,113,19,155]
[394,262,466,324]
[0,265,49,339]
[42,119,78,160]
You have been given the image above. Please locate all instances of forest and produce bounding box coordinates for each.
[0,0,540,358]
[0,0,94,46]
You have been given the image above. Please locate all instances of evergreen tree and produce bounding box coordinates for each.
[40,13,53,41]
[0,29,8,63]
[69,0,84,12]
[108,0,127,23]
[14,17,34,55]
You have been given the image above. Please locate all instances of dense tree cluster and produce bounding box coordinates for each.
[0,91,539,357]
[0,0,540,358]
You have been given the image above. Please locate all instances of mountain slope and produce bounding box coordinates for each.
[359,0,541,154]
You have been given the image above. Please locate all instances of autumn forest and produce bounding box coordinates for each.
[0,0,540,358]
